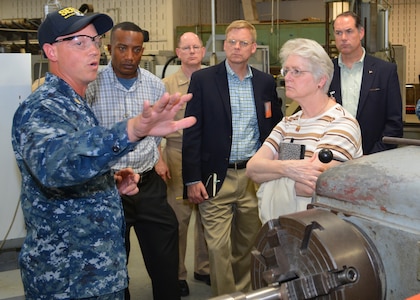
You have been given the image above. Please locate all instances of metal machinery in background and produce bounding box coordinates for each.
[0,3,107,84]
[211,145,420,300]
[325,0,393,57]
[156,37,270,79]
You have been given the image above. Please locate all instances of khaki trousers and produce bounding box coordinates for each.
[199,168,262,296]
[163,144,210,280]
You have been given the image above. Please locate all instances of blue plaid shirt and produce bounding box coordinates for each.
[87,63,165,173]
[225,61,260,162]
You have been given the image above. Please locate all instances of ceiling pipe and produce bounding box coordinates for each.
[210,0,217,66]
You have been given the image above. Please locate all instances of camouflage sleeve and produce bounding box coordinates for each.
[13,97,138,188]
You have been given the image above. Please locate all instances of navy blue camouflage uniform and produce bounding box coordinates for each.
[11,73,138,299]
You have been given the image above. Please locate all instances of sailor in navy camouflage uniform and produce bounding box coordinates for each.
[13,72,130,300]
[11,7,195,300]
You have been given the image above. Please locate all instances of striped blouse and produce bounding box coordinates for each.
[264,104,363,161]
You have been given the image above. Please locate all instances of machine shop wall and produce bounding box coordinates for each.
[0,0,418,83]
[0,0,176,54]
[168,0,242,51]
[388,0,419,87]
[0,0,242,55]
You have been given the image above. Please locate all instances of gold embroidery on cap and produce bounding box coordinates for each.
[58,7,84,19]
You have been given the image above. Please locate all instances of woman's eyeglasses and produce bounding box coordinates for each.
[280,68,311,77]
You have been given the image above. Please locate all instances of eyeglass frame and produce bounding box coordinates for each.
[280,67,311,77]
[226,39,253,48]
[53,34,103,50]
[178,45,203,52]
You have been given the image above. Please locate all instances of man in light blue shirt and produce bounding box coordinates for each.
[87,22,181,300]
[182,20,282,296]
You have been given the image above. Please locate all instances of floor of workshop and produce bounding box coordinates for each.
[0,211,213,300]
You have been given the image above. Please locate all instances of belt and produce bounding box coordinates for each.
[228,160,248,170]
[139,168,154,183]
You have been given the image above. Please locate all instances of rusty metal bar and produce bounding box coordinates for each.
[382,136,420,146]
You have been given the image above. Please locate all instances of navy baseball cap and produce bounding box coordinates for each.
[38,7,113,48]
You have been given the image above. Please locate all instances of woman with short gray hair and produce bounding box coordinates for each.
[246,38,363,224]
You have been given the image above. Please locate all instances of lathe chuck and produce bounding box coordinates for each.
[251,209,386,299]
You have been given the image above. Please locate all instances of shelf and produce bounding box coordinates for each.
[0,18,41,54]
